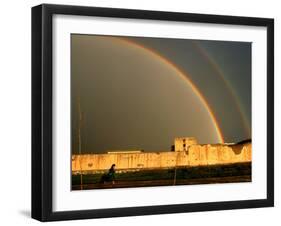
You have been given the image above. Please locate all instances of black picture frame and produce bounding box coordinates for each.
[32,3,274,222]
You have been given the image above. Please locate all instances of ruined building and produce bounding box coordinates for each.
[72,137,252,174]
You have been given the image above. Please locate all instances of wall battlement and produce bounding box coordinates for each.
[72,138,252,173]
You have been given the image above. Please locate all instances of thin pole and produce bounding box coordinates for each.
[78,98,83,190]
[173,152,179,185]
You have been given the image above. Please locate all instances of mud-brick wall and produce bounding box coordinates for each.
[72,142,252,172]
[188,142,251,166]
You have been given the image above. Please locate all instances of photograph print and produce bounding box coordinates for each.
[71,34,252,190]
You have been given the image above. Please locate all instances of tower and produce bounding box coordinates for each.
[174,137,197,152]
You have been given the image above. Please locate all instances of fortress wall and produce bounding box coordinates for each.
[72,142,251,172]
[187,142,251,166]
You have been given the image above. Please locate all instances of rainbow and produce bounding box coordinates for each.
[109,36,225,143]
[192,41,250,137]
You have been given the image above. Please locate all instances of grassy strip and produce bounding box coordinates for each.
[72,162,251,186]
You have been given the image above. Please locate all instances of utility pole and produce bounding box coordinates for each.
[78,98,83,190]
[173,152,179,185]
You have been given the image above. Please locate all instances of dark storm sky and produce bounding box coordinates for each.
[71,34,251,154]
